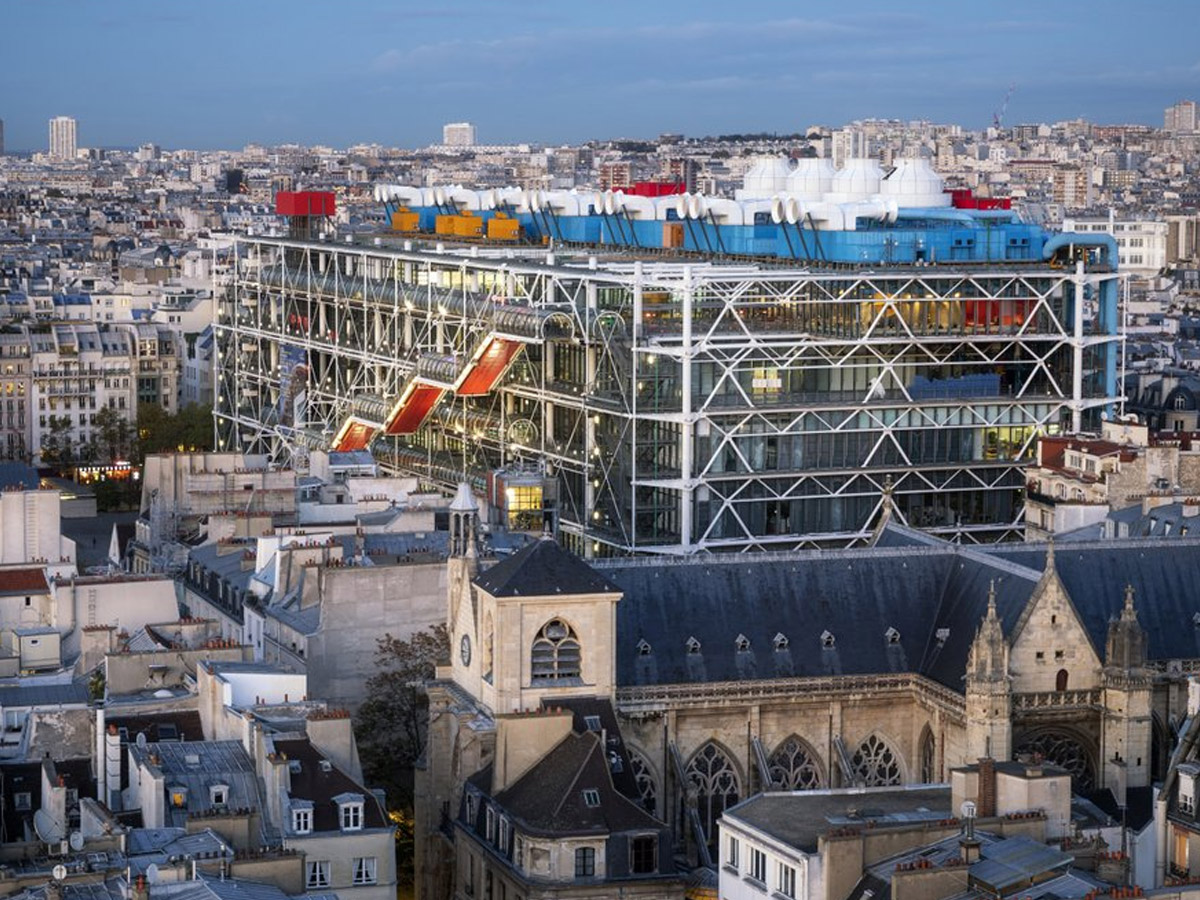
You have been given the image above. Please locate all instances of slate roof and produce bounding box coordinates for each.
[128,740,272,839]
[593,528,1200,692]
[542,697,641,804]
[604,541,1037,690]
[0,683,89,708]
[475,536,621,598]
[983,540,1200,663]
[272,737,388,832]
[491,730,663,837]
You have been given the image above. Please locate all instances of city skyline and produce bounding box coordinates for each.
[3,0,1199,151]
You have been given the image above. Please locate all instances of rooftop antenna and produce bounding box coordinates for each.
[33,808,64,844]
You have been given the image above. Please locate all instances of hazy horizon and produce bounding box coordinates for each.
[4,0,1197,152]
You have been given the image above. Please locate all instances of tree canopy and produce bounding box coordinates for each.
[135,402,213,461]
[355,623,450,811]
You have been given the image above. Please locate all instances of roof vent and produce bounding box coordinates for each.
[734,634,751,652]
[685,636,701,655]
[820,630,835,649]
[773,633,789,651]
[885,627,901,645]
[319,760,333,773]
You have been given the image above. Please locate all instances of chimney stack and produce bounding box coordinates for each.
[977,757,997,819]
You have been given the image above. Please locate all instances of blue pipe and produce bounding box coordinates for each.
[1041,232,1119,270]
[893,208,979,225]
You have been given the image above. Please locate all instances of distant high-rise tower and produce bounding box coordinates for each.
[1165,100,1197,134]
[442,122,476,148]
[49,116,77,160]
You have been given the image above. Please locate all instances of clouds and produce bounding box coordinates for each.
[2,0,1195,149]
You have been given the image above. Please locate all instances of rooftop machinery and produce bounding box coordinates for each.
[216,163,1123,557]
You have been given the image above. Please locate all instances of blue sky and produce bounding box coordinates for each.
[3,0,1197,151]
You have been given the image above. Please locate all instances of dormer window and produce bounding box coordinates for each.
[686,636,701,655]
[582,789,601,808]
[734,634,751,652]
[334,793,365,831]
[210,784,229,807]
[821,630,836,649]
[773,633,789,651]
[293,806,312,834]
[637,639,652,656]
[169,785,188,808]
[885,627,901,645]
[584,715,602,732]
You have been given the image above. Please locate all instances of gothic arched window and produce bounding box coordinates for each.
[852,734,902,786]
[627,748,657,814]
[768,736,823,790]
[1014,731,1095,790]
[684,743,740,851]
[919,727,936,783]
[531,618,581,681]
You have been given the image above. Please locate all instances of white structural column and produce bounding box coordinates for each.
[680,266,694,553]
[1072,260,1085,434]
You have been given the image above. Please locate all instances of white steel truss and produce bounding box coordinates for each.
[215,237,1122,557]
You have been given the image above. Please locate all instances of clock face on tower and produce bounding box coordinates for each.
[460,634,472,666]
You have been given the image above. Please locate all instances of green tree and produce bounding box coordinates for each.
[135,402,214,462]
[94,406,135,463]
[40,414,75,468]
[355,623,450,811]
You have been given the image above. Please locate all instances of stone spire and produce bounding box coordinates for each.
[967,580,1008,682]
[1106,583,1146,671]
[965,579,1012,761]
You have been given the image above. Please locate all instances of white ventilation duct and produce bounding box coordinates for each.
[654,196,680,220]
[786,159,836,202]
[839,196,900,228]
[688,193,708,220]
[826,159,884,203]
[675,193,693,219]
[741,199,775,224]
[619,195,657,220]
[484,187,524,210]
[705,198,747,225]
[524,189,545,211]
[880,158,951,208]
[445,188,485,211]
[541,190,592,216]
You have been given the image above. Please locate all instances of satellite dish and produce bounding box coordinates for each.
[33,809,64,843]
[146,864,160,885]
[52,865,67,882]
[69,831,84,851]
[136,732,148,749]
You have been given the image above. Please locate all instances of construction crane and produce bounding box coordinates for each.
[993,82,1016,129]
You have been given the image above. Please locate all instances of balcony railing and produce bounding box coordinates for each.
[1012,689,1101,711]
